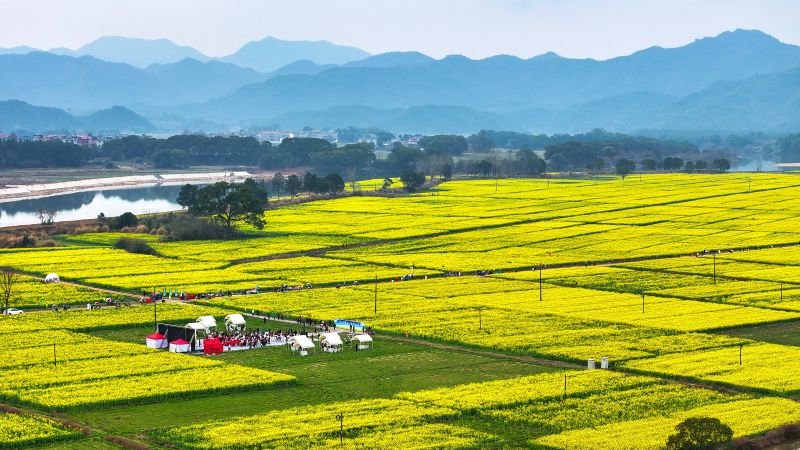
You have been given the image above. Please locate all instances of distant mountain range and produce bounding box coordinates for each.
[0,100,154,134]
[0,29,799,134]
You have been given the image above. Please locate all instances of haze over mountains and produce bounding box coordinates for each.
[1,29,799,134]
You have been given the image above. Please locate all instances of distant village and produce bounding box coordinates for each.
[0,129,424,149]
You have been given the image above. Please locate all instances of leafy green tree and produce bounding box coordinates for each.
[665,417,732,450]
[468,130,494,152]
[662,157,684,171]
[441,164,453,180]
[476,160,493,178]
[387,146,426,173]
[615,158,636,179]
[515,149,546,176]
[641,159,658,171]
[685,161,695,173]
[400,170,426,192]
[151,149,189,168]
[271,173,285,194]
[184,179,268,229]
[176,184,198,209]
[419,135,468,156]
[115,212,138,229]
[712,159,731,172]
[324,173,345,192]
[695,160,708,170]
[286,175,302,197]
[382,178,394,190]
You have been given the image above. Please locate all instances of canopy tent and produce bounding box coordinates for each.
[169,338,191,353]
[321,332,343,353]
[287,335,315,355]
[352,334,374,350]
[225,314,247,332]
[196,316,218,331]
[44,273,60,283]
[203,338,224,355]
[146,332,168,349]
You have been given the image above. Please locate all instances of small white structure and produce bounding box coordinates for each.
[321,332,343,353]
[169,338,191,353]
[352,334,373,350]
[185,322,208,350]
[587,359,595,370]
[601,356,609,369]
[44,273,60,283]
[146,332,168,349]
[196,316,218,332]
[225,314,247,332]
[287,335,315,356]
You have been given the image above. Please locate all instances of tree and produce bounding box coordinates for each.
[400,170,426,192]
[36,208,57,225]
[441,164,453,180]
[476,160,493,178]
[387,147,425,173]
[0,267,20,312]
[468,130,494,152]
[615,159,636,179]
[665,417,732,450]
[419,135,468,156]
[695,160,708,170]
[712,159,731,172]
[685,161,695,173]
[641,159,658,171]
[662,157,684,171]
[184,179,268,229]
[515,149,546,176]
[176,184,198,209]
[115,212,138,229]
[382,178,394,190]
[271,173,285,194]
[286,175,302,197]
[151,149,189,168]
[324,173,345,193]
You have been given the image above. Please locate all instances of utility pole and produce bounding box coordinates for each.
[739,344,743,366]
[336,413,344,444]
[539,265,543,302]
[713,252,717,285]
[374,274,378,314]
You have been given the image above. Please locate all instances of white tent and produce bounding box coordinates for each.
[352,334,374,350]
[287,335,315,355]
[169,338,191,353]
[44,273,60,283]
[146,332,168,349]
[225,314,247,332]
[321,332,343,353]
[196,316,217,331]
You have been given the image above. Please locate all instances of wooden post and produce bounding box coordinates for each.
[374,274,378,314]
[739,344,743,366]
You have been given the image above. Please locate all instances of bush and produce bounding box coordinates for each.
[666,417,733,450]
[114,212,138,229]
[158,215,243,241]
[113,238,159,256]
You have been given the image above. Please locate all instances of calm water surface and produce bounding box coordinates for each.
[0,184,191,227]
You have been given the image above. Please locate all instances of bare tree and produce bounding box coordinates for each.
[45,209,57,224]
[0,267,20,312]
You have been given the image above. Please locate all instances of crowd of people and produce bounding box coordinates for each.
[207,328,315,349]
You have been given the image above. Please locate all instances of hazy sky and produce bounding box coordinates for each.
[1,0,799,59]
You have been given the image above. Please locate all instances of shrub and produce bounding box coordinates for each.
[666,417,733,450]
[113,238,159,256]
[114,212,138,230]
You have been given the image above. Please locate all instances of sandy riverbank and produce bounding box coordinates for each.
[0,171,258,202]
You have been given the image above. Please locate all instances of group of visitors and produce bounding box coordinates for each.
[208,328,315,349]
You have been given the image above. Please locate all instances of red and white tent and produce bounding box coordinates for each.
[146,332,168,349]
[169,338,191,353]
[203,338,224,355]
